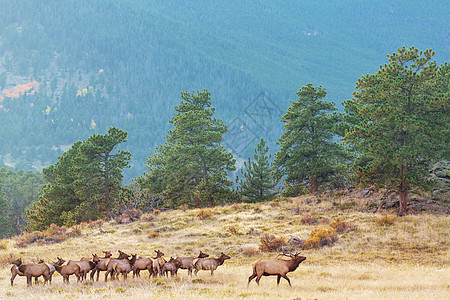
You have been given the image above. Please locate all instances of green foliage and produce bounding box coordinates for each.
[342,46,449,214]
[238,138,277,202]
[0,167,44,238]
[27,127,130,230]
[274,84,347,195]
[143,90,235,208]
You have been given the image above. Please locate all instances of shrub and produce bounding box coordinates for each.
[329,217,358,233]
[179,204,188,212]
[303,227,337,249]
[374,215,395,226]
[0,240,7,250]
[14,224,81,248]
[115,208,143,224]
[242,245,260,257]
[148,232,160,239]
[88,219,104,229]
[0,253,15,268]
[197,209,213,220]
[300,214,318,225]
[332,201,356,210]
[225,224,241,235]
[259,233,286,252]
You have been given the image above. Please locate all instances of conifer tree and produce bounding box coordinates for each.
[342,47,449,215]
[239,138,277,202]
[144,89,235,208]
[27,127,130,230]
[274,84,344,195]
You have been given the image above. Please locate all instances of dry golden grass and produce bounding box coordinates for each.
[0,193,449,299]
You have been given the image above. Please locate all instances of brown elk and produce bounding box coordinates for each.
[176,251,209,276]
[109,254,137,280]
[90,250,130,281]
[152,250,166,277]
[15,259,51,286]
[10,258,25,286]
[194,252,230,276]
[35,257,65,284]
[132,256,153,278]
[67,254,99,281]
[53,262,81,284]
[161,257,182,277]
[248,252,306,286]
[103,251,132,281]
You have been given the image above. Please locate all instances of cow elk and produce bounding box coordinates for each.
[162,257,182,277]
[194,252,230,276]
[176,251,209,276]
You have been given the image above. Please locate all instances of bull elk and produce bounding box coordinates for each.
[194,252,230,276]
[248,252,306,286]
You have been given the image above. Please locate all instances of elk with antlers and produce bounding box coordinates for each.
[248,252,306,286]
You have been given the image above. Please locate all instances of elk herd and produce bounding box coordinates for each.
[9,250,306,287]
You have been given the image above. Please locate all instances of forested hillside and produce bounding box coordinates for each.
[0,0,448,181]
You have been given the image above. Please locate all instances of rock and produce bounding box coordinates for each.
[357,189,370,198]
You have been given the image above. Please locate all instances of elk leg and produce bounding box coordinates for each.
[10,273,17,286]
[35,276,39,285]
[277,275,281,286]
[282,274,291,286]
[256,274,262,285]
[26,275,32,287]
[210,269,214,276]
[248,273,257,286]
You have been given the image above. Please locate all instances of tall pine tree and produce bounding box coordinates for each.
[27,127,130,230]
[342,47,449,215]
[274,84,344,195]
[144,90,235,208]
[239,138,277,202]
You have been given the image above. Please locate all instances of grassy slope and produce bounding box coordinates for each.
[0,192,449,299]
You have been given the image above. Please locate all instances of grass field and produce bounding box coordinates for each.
[1,192,449,299]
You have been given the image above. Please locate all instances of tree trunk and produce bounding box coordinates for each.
[308,175,318,194]
[398,167,408,216]
[104,154,111,219]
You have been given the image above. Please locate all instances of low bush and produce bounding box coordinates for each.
[329,217,358,233]
[225,224,241,235]
[303,226,337,249]
[300,214,318,225]
[242,245,260,257]
[0,239,7,250]
[14,224,81,248]
[148,231,160,239]
[259,233,286,252]
[197,209,213,220]
[115,208,143,224]
[374,214,395,226]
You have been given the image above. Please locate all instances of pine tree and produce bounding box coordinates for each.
[239,138,277,202]
[27,127,130,229]
[274,84,345,195]
[144,90,235,208]
[342,46,449,215]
